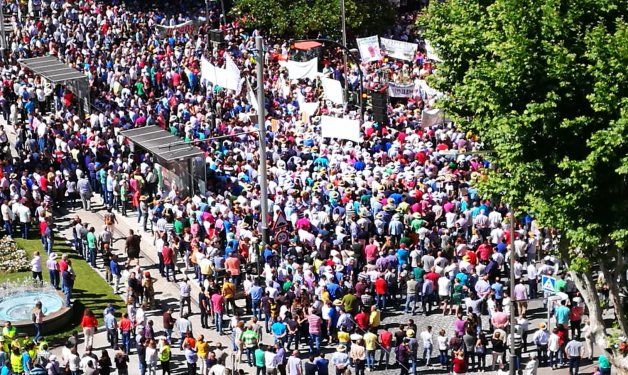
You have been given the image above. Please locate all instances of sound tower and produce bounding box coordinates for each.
[372,91,388,124]
[209,29,225,44]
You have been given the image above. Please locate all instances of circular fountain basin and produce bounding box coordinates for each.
[0,290,72,335]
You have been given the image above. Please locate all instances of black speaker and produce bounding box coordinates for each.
[372,92,388,123]
[209,29,224,43]
[372,92,388,107]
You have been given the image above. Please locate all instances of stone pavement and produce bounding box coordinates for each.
[43,196,605,375]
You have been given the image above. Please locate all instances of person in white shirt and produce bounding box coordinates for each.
[420,326,434,366]
[547,329,561,369]
[438,276,452,315]
[532,323,549,367]
[1,200,14,237]
[436,329,449,368]
[526,263,538,298]
[17,202,31,239]
[31,251,43,282]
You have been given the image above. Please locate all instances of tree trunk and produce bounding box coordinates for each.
[568,269,628,374]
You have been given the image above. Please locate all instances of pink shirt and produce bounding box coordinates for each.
[307,314,322,335]
[211,293,224,313]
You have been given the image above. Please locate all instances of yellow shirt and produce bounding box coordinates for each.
[364,332,378,350]
[222,282,236,299]
[196,341,209,359]
[338,331,350,344]
[369,310,381,328]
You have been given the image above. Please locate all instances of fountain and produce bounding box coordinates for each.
[0,279,72,335]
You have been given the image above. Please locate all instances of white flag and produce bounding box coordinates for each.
[286,58,319,80]
[320,116,361,143]
[321,77,344,105]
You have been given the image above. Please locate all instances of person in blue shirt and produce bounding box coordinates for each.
[326,282,340,300]
[250,282,264,320]
[396,244,410,272]
[270,318,287,345]
[315,353,330,375]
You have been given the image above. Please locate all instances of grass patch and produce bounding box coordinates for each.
[0,237,124,344]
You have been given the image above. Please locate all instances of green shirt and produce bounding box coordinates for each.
[598,355,610,369]
[254,348,265,367]
[174,219,184,235]
[413,267,425,281]
[341,293,358,313]
[410,218,424,232]
[556,279,566,292]
[86,232,97,248]
[241,330,258,348]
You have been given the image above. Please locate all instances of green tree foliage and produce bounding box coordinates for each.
[422,0,628,367]
[231,0,395,39]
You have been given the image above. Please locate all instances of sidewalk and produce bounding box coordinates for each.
[50,199,255,374]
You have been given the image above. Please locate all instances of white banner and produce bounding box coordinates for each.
[300,102,319,117]
[321,77,344,105]
[320,116,361,143]
[388,83,414,98]
[155,20,198,37]
[424,40,441,62]
[286,58,319,80]
[380,38,418,61]
[201,57,241,94]
[356,36,382,63]
[421,108,444,128]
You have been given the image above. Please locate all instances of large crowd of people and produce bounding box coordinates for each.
[0,0,614,374]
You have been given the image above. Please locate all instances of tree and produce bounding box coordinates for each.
[422,0,628,371]
[231,0,395,39]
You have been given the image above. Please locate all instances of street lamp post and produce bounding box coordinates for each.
[255,36,270,250]
[509,208,517,375]
[340,0,349,105]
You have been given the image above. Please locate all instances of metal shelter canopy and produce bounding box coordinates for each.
[18,56,87,83]
[120,126,205,162]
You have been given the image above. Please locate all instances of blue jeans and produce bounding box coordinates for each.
[366,350,375,369]
[122,331,131,353]
[43,236,53,254]
[214,312,223,333]
[309,333,321,353]
[3,221,12,236]
[33,323,42,342]
[439,350,448,367]
[88,247,96,267]
[405,295,417,313]
[252,299,261,320]
[22,222,29,239]
[62,285,72,306]
[245,347,254,365]
[376,294,386,310]
[49,270,59,289]
[423,345,432,365]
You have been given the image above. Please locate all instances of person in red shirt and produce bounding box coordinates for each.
[374,276,388,310]
[354,307,370,331]
[378,329,393,367]
[162,245,175,282]
[424,269,440,286]
[452,350,467,374]
[80,308,99,348]
[224,253,241,286]
[476,239,493,263]
[119,313,133,354]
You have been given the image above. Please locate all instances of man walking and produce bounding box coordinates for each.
[565,337,583,375]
